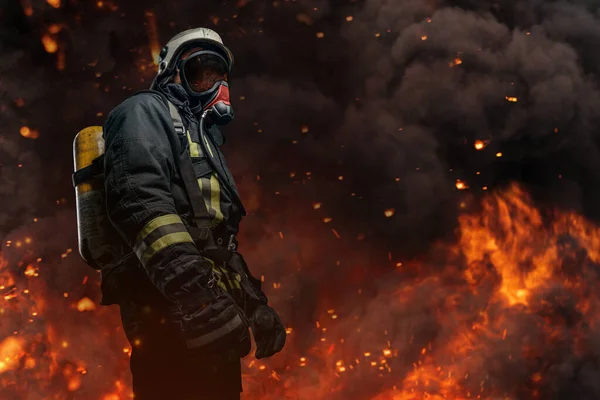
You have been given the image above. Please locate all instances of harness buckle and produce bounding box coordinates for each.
[227,235,238,251]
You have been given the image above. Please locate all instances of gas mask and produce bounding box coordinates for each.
[178,50,234,125]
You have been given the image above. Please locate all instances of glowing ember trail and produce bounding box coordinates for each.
[41,34,58,54]
[19,126,39,139]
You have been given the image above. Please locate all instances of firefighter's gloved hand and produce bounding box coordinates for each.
[170,268,250,355]
[251,305,286,359]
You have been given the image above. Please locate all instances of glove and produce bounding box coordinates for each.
[251,305,286,359]
[171,268,250,354]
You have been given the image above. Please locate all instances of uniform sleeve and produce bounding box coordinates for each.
[103,93,213,301]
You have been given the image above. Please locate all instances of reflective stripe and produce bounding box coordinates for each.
[141,232,194,265]
[219,266,241,290]
[187,130,202,157]
[209,174,225,224]
[185,314,244,349]
[198,176,213,217]
[210,267,228,291]
[196,174,224,228]
[135,214,182,245]
[210,264,241,292]
[186,128,224,228]
[134,214,194,265]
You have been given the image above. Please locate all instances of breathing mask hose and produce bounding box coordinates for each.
[199,110,210,139]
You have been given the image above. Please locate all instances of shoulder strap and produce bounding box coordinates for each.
[167,101,186,136]
[132,91,220,242]
[163,99,213,240]
[72,154,104,187]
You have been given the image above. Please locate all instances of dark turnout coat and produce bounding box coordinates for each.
[101,83,248,304]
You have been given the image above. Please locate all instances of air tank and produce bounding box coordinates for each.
[73,126,120,269]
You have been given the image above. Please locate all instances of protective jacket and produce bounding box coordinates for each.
[100,83,266,353]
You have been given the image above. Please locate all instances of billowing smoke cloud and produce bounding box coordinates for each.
[2,0,600,398]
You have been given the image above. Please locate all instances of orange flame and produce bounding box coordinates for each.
[0,337,25,373]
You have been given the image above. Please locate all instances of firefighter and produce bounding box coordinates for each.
[101,28,286,399]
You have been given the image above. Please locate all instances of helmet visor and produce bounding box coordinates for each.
[182,51,229,93]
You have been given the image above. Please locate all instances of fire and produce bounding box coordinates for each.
[384,208,395,217]
[455,179,467,190]
[474,140,485,150]
[4,181,600,399]
[0,337,25,373]
[46,0,60,8]
[366,183,600,399]
[506,96,518,102]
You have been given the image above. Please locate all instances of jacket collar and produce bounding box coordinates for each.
[159,83,190,108]
[158,83,225,147]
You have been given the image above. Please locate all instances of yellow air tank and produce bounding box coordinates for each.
[73,126,121,269]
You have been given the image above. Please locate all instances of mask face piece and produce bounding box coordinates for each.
[179,50,234,125]
[203,81,234,125]
[183,52,228,92]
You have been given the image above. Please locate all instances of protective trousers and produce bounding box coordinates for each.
[119,278,243,400]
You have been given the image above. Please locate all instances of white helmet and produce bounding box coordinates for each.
[151,27,234,89]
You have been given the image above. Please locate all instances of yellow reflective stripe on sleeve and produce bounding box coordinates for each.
[209,174,224,224]
[187,130,201,157]
[140,232,194,265]
[134,214,182,245]
[133,214,194,265]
